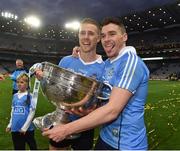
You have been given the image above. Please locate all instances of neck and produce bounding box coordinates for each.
[18,90,27,93]
[79,50,99,63]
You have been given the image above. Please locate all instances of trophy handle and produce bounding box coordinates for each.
[28,63,42,129]
[97,81,112,100]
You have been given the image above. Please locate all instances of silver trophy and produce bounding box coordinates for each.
[32,62,111,138]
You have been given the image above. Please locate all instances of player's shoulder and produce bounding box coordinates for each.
[61,55,77,62]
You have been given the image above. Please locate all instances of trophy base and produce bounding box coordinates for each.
[33,108,80,139]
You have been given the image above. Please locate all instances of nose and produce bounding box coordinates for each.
[102,35,110,42]
[80,31,90,39]
[83,32,89,39]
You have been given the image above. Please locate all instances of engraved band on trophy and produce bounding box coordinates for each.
[31,62,111,138]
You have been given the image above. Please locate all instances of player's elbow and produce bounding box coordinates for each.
[106,106,121,122]
[110,110,120,120]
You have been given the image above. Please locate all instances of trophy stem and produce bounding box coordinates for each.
[33,108,69,129]
[33,108,80,139]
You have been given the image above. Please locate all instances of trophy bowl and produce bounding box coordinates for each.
[40,62,105,109]
[33,62,111,136]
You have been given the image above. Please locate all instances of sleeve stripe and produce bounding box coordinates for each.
[122,52,135,88]
[125,55,138,89]
[118,52,132,87]
[118,52,138,89]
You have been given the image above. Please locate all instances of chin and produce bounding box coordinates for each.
[107,53,113,57]
[82,49,91,53]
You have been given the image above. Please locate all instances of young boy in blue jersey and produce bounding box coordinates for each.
[35,18,104,150]
[42,17,149,150]
[10,59,28,94]
[6,73,37,150]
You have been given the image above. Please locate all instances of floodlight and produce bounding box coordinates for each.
[142,57,163,61]
[14,15,18,20]
[65,21,80,30]
[1,11,18,20]
[24,15,41,28]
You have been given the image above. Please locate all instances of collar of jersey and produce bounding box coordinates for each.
[79,53,103,65]
[109,46,137,63]
[17,91,28,99]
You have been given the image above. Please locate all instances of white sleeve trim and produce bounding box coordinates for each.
[21,108,35,131]
[7,107,13,128]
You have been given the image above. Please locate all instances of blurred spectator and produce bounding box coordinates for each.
[0,74,4,81]
[10,59,28,94]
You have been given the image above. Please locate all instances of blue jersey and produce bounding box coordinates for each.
[58,55,105,121]
[100,47,149,150]
[58,55,104,81]
[11,92,35,132]
[11,68,28,90]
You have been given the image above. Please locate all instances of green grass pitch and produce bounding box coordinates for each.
[0,78,180,149]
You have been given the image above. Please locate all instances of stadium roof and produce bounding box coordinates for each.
[121,1,180,33]
[0,1,179,40]
[0,0,178,26]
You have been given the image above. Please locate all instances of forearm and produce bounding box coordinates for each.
[66,102,118,135]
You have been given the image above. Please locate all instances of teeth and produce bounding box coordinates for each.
[106,45,112,47]
[105,42,113,47]
[105,45,113,48]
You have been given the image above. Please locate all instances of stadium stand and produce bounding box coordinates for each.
[0,1,180,79]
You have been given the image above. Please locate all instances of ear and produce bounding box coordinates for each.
[123,33,128,42]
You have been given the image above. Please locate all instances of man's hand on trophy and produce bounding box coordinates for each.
[66,105,97,117]
[42,124,68,142]
[35,69,44,80]
[29,63,42,75]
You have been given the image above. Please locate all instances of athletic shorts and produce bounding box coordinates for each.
[49,129,94,150]
[94,136,117,150]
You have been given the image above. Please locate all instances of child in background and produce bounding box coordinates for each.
[6,73,37,150]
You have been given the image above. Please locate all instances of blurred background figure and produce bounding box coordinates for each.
[0,74,4,81]
[10,59,28,94]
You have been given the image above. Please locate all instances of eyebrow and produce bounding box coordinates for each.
[101,30,116,34]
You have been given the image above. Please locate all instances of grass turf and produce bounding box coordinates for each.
[0,78,180,149]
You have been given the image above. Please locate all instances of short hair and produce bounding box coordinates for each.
[16,59,23,62]
[17,73,29,83]
[16,59,24,65]
[101,17,126,33]
[80,18,101,34]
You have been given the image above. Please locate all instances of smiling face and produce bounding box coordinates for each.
[78,22,100,53]
[101,22,127,60]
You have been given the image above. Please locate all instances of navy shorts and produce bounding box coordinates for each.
[94,136,117,150]
[49,129,94,150]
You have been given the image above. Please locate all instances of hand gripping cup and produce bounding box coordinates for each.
[32,62,111,139]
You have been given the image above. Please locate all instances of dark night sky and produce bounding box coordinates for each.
[0,0,177,26]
